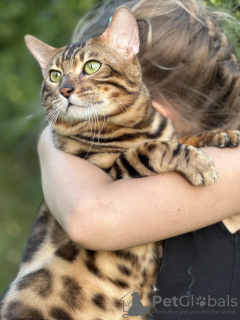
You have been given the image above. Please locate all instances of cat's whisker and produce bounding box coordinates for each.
[46,106,61,128]
[71,108,77,125]
[46,112,57,124]
[0,110,45,129]
[94,92,129,106]
[93,93,126,126]
[48,113,57,129]
[119,101,128,113]
[87,101,92,132]
[90,98,101,142]
[52,110,60,127]
[90,103,94,134]
[93,97,110,124]
[46,113,55,121]
[95,106,104,142]
[90,99,97,127]
[93,98,106,136]
[45,109,57,122]
[50,109,60,128]
[47,105,60,115]
[90,100,97,135]
[44,106,53,110]
[91,103,98,143]
[94,92,128,115]
[122,84,153,98]
[84,102,98,158]
[86,101,93,133]
[94,92,130,112]
[45,107,56,117]
[106,83,152,100]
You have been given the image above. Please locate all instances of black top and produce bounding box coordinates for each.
[150,222,240,320]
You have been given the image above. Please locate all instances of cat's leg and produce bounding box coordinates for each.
[179,129,240,148]
[109,141,218,186]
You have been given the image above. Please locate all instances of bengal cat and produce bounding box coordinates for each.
[1,7,239,320]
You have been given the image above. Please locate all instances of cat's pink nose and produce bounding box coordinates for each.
[60,86,74,98]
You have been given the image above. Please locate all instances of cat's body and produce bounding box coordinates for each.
[1,7,239,320]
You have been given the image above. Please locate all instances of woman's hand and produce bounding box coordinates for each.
[38,126,240,250]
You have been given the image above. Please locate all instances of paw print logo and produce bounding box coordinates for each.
[195,296,206,307]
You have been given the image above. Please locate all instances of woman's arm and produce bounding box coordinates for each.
[38,127,240,251]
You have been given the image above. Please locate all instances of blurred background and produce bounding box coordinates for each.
[0,0,240,294]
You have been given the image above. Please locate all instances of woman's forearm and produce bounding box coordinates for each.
[38,127,240,250]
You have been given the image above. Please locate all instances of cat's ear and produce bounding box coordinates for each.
[25,35,57,74]
[100,7,139,60]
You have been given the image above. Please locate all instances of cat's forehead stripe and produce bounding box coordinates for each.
[55,57,60,68]
[88,52,99,58]
[79,52,85,62]
[63,41,86,61]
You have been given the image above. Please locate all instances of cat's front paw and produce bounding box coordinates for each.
[207,129,240,148]
[183,147,218,186]
[181,129,240,148]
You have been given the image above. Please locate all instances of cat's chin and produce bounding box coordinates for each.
[59,106,88,123]
[55,98,106,123]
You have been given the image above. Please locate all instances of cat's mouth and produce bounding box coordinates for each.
[67,100,99,109]
[67,102,81,110]
[67,102,84,109]
[68,96,86,108]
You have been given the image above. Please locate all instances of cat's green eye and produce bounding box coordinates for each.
[84,61,101,75]
[50,70,62,83]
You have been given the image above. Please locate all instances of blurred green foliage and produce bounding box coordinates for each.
[0,0,240,295]
[206,0,240,57]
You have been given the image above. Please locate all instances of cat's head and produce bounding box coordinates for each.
[25,7,142,127]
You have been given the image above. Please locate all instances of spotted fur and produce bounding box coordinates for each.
[1,7,239,320]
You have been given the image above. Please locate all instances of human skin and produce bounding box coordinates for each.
[38,126,240,251]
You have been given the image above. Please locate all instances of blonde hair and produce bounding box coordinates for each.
[73,0,240,135]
